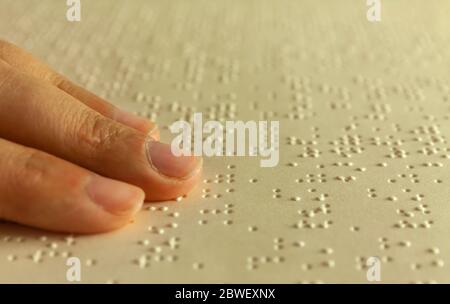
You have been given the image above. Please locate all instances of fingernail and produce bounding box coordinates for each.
[146,140,202,179]
[147,124,160,140]
[116,111,159,139]
[86,175,145,216]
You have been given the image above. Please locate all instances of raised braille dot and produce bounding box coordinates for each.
[293,241,305,248]
[432,259,444,267]
[6,255,17,262]
[428,247,440,255]
[248,226,258,232]
[85,259,96,267]
[321,248,334,255]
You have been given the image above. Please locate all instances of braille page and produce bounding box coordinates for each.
[0,0,449,283]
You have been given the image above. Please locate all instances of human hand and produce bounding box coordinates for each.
[0,40,202,233]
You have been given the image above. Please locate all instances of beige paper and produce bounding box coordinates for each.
[0,0,449,283]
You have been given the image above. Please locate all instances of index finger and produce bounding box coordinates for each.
[0,39,158,138]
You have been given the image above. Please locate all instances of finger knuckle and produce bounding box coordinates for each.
[0,60,17,91]
[75,111,125,157]
[49,73,67,88]
[13,150,52,190]
[0,39,10,56]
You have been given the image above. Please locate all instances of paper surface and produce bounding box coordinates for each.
[0,0,449,283]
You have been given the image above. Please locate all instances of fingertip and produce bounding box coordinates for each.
[146,141,202,179]
[115,110,159,139]
[142,169,203,202]
[140,139,203,200]
[86,174,145,217]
